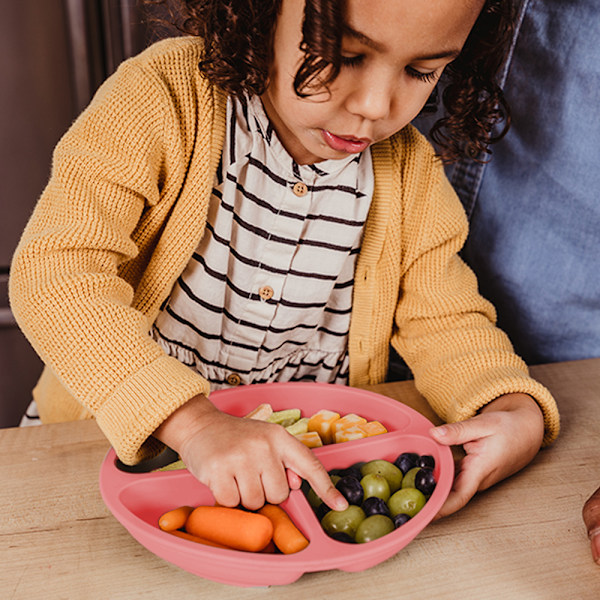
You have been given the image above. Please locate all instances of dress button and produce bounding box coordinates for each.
[258,285,274,300]
[292,181,308,197]
[226,372,241,386]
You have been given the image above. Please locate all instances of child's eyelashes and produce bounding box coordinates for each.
[340,55,440,85]
[405,66,440,84]
[340,54,366,68]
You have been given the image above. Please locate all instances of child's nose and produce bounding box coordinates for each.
[345,70,396,122]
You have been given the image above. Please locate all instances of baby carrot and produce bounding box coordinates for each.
[258,504,309,554]
[168,529,232,549]
[185,506,274,552]
[158,505,194,531]
[259,539,277,554]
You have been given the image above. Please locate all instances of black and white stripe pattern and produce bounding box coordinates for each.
[19,401,41,427]
[152,94,374,390]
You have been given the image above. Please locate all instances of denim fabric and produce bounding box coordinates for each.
[405,0,600,372]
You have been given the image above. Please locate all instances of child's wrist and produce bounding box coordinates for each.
[480,392,540,415]
[153,394,217,453]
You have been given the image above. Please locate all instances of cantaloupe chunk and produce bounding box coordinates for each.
[334,425,367,443]
[358,421,388,437]
[307,409,341,445]
[295,431,323,448]
[331,413,367,436]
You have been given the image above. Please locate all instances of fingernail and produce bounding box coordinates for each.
[433,426,447,436]
[335,498,349,511]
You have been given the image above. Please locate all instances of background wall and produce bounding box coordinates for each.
[0,0,168,427]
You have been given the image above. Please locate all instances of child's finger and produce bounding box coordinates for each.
[283,447,347,511]
[307,473,347,511]
[259,465,293,506]
[435,475,476,518]
[286,468,302,490]
[435,458,488,518]
[210,478,241,508]
[234,471,266,511]
[429,417,493,446]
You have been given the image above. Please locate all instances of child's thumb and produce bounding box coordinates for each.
[429,417,489,446]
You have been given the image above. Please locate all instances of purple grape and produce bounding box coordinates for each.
[328,531,355,543]
[414,468,437,495]
[338,465,363,481]
[417,455,435,470]
[335,475,364,505]
[392,513,411,528]
[316,503,331,520]
[362,496,390,517]
[394,452,419,475]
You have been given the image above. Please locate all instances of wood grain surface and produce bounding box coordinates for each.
[2,359,599,599]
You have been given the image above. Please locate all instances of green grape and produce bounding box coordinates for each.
[355,515,395,543]
[360,473,391,502]
[307,486,322,509]
[401,467,421,489]
[321,505,366,539]
[388,488,427,518]
[360,459,403,493]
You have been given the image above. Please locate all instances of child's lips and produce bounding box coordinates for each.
[322,130,371,154]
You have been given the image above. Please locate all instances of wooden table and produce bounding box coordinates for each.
[2,359,599,599]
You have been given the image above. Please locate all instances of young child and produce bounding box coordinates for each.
[10,0,559,516]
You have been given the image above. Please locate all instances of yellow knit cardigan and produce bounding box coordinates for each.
[9,38,559,464]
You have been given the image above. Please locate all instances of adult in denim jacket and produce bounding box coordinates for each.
[414,0,600,367]
[440,0,600,366]
[412,0,600,566]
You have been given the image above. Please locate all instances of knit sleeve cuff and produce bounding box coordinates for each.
[95,355,211,464]
[439,367,560,447]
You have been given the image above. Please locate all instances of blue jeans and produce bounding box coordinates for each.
[402,0,600,373]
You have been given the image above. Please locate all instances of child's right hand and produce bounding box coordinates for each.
[153,394,348,512]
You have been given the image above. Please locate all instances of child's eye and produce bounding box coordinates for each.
[341,54,365,68]
[406,66,440,84]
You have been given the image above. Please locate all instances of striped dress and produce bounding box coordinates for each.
[151,93,374,391]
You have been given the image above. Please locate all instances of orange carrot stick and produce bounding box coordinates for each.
[185,506,274,552]
[259,539,278,554]
[168,529,232,549]
[258,504,309,554]
[158,505,194,531]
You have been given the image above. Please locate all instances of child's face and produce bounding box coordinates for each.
[262,0,484,165]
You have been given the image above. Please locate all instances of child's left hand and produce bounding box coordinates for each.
[429,393,544,518]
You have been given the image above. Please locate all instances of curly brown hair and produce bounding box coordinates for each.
[142,0,515,163]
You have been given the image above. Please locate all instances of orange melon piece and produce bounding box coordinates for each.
[307,409,341,445]
[359,421,388,437]
[295,431,323,448]
[334,425,367,443]
[331,413,368,437]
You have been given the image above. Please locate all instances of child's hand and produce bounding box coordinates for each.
[154,394,348,512]
[429,393,544,518]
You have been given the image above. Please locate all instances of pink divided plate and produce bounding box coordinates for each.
[99,382,453,587]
